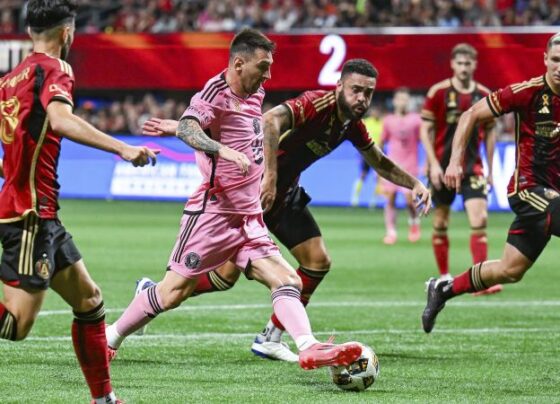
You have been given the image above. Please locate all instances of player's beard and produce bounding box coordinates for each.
[60,37,71,61]
[337,91,366,120]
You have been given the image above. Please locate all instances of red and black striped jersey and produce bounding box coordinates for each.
[421,79,491,176]
[487,75,560,195]
[0,52,74,221]
[277,90,374,192]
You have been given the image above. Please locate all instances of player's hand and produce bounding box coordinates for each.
[260,173,277,213]
[121,145,160,167]
[486,174,494,191]
[412,180,432,216]
[429,164,444,190]
[444,163,463,193]
[218,146,250,176]
[142,118,178,136]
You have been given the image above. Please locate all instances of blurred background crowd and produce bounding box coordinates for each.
[1,0,559,35]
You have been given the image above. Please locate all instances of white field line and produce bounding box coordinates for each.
[38,300,560,316]
[21,327,560,343]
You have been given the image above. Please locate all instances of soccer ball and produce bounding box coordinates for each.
[329,344,379,392]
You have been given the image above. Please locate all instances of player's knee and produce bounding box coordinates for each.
[216,265,241,285]
[302,253,331,271]
[74,283,103,313]
[14,317,35,341]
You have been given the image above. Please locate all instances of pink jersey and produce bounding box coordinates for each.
[381,112,422,176]
[181,71,265,215]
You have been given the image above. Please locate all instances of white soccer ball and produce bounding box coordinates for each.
[329,343,380,392]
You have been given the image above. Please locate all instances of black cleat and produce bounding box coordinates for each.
[422,277,450,333]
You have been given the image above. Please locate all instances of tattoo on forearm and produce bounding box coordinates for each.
[368,148,416,189]
[176,119,221,154]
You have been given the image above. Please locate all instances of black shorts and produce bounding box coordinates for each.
[0,215,82,290]
[264,186,321,250]
[430,175,488,207]
[507,186,560,262]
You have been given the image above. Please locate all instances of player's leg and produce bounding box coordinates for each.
[351,160,369,206]
[422,243,532,333]
[192,261,240,296]
[383,186,398,244]
[248,254,362,369]
[432,204,451,279]
[51,258,119,404]
[404,190,421,242]
[0,284,46,341]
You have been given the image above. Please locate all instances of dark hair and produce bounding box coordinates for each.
[229,28,275,59]
[451,43,477,60]
[25,0,77,33]
[547,33,560,50]
[340,59,378,79]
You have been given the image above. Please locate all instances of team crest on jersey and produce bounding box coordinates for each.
[35,253,51,280]
[185,252,201,269]
[539,94,551,114]
[544,188,559,200]
[253,118,261,135]
[0,96,20,144]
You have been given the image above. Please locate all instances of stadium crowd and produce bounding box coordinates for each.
[1,0,559,34]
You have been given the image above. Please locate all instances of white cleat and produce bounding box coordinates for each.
[134,277,156,335]
[251,339,299,362]
[439,273,453,282]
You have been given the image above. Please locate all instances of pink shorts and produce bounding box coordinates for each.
[167,212,280,278]
[381,178,412,196]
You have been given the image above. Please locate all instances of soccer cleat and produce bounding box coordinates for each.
[408,224,421,243]
[439,273,453,282]
[299,340,362,370]
[107,346,118,362]
[90,399,124,404]
[134,277,156,335]
[251,338,299,362]
[383,233,397,245]
[472,284,503,297]
[422,277,450,333]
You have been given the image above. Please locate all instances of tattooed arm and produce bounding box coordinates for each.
[362,145,432,215]
[260,105,292,212]
[177,118,250,175]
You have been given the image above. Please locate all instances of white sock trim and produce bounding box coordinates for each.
[106,323,124,350]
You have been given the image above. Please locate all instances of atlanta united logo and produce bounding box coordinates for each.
[35,253,51,280]
[185,252,201,269]
[544,188,559,200]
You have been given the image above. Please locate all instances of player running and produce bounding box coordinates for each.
[105,28,363,371]
[422,32,560,333]
[420,43,502,295]
[0,1,158,403]
[141,58,431,362]
[379,87,423,244]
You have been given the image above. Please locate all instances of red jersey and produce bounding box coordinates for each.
[0,52,74,221]
[421,79,491,176]
[487,75,560,195]
[277,90,374,193]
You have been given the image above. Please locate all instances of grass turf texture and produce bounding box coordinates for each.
[1,199,559,403]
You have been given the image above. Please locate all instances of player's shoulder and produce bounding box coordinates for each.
[198,72,229,104]
[37,54,74,78]
[507,75,545,95]
[426,79,451,98]
[299,89,336,108]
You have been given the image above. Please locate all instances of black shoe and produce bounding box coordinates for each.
[421,277,450,333]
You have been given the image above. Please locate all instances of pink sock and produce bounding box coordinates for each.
[271,286,312,341]
[116,285,163,337]
[384,204,396,234]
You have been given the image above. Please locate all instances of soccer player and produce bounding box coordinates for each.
[422,32,560,333]
[105,28,363,371]
[142,58,432,362]
[420,43,502,295]
[350,105,383,207]
[0,1,158,403]
[379,88,422,244]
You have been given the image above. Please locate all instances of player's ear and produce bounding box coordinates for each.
[232,55,245,72]
[544,51,548,67]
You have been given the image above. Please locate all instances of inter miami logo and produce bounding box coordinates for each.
[253,118,261,136]
[35,253,51,280]
[185,252,201,269]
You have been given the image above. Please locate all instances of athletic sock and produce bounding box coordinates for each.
[114,284,164,342]
[270,267,327,331]
[451,263,488,296]
[432,233,449,276]
[271,285,316,351]
[192,271,234,297]
[72,302,113,399]
[0,303,17,341]
[470,232,488,264]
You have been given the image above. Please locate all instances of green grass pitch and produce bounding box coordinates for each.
[1,200,559,403]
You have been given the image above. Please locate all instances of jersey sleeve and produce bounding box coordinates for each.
[40,60,74,109]
[181,91,218,130]
[486,82,529,117]
[282,91,320,130]
[349,119,374,151]
[421,88,437,122]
